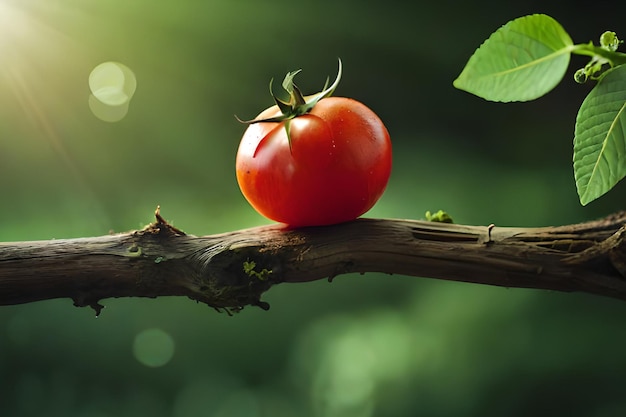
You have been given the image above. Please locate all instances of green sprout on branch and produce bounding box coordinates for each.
[425,210,454,223]
[243,260,273,281]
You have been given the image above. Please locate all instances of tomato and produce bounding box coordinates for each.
[235,61,392,227]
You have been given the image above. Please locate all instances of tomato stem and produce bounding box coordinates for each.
[236,58,343,126]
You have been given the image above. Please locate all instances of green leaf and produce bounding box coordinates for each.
[573,65,626,205]
[453,14,574,102]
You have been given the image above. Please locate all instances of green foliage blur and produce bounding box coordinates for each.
[1,1,626,416]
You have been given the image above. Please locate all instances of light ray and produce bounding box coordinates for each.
[0,0,110,227]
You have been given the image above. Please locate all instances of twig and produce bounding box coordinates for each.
[0,211,625,314]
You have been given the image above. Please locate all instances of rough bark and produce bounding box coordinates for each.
[0,208,625,314]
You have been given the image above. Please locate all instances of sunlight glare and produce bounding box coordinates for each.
[0,0,113,229]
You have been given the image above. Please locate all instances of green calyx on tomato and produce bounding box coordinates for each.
[237,59,343,146]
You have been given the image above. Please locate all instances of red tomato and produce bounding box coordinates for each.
[236,96,392,227]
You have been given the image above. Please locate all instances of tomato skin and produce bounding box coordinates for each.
[236,96,391,227]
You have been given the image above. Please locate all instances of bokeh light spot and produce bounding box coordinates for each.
[290,310,416,417]
[88,61,136,122]
[132,328,175,367]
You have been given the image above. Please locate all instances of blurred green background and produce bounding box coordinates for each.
[1,0,626,416]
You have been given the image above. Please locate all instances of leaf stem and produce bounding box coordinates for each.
[571,43,626,66]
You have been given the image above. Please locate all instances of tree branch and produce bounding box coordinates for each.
[1,208,625,314]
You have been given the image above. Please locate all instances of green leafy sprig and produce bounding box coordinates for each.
[454,14,626,205]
